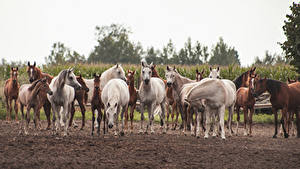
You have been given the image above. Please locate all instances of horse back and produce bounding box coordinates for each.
[288,82,300,110]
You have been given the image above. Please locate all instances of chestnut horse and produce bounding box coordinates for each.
[252,78,290,138]
[151,64,180,130]
[125,70,138,132]
[286,78,300,137]
[4,67,20,121]
[91,73,105,135]
[235,74,258,136]
[27,61,53,129]
[69,74,90,130]
[233,67,256,89]
[18,78,53,135]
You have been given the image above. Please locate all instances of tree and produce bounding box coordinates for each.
[145,46,161,64]
[253,51,289,65]
[209,37,240,66]
[160,39,176,64]
[88,24,142,64]
[280,2,300,72]
[45,42,86,65]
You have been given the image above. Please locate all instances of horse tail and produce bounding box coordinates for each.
[184,98,190,109]
[153,105,161,117]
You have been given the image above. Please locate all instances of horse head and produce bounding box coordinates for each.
[93,73,101,91]
[76,74,89,92]
[10,67,18,84]
[105,99,118,129]
[59,68,82,90]
[165,65,177,87]
[39,78,53,95]
[252,76,267,97]
[141,61,152,85]
[126,70,135,86]
[27,61,39,83]
[287,77,298,84]
[208,67,220,79]
[112,64,126,82]
[195,69,204,82]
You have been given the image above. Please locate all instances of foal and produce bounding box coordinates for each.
[235,74,258,136]
[125,70,138,132]
[4,67,19,121]
[18,78,53,135]
[69,74,90,130]
[91,73,105,135]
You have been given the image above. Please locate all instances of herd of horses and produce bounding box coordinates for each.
[3,61,300,139]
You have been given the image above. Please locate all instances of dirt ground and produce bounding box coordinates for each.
[0,120,299,169]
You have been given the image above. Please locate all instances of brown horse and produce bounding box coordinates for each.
[18,78,53,135]
[69,74,90,130]
[195,69,205,82]
[27,61,53,129]
[4,67,20,121]
[252,77,290,138]
[151,64,180,130]
[286,78,300,137]
[233,67,256,89]
[125,70,138,132]
[91,73,105,135]
[235,74,258,136]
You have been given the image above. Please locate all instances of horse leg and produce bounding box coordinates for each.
[171,103,176,129]
[236,106,240,135]
[212,110,218,137]
[43,101,51,130]
[63,103,71,136]
[243,106,248,136]
[124,105,129,131]
[120,105,127,136]
[190,108,195,136]
[204,107,211,139]
[296,110,300,138]
[115,106,121,136]
[166,103,170,130]
[8,98,12,121]
[160,102,166,134]
[249,107,254,136]
[14,99,19,122]
[228,105,234,135]
[219,105,226,140]
[25,107,31,135]
[34,108,39,135]
[5,96,9,121]
[196,109,201,138]
[290,111,295,136]
[96,106,102,135]
[139,103,145,134]
[272,107,278,138]
[130,104,136,133]
[19,104,25,134]
[91,107,95,136]
[174,105,179,130]
[79,100,86,130]
[146,104,154,134]
[281,107,289,138]
[69,102,75,127]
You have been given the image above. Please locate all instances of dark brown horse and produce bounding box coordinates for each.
[235,74,258,136]
[151,64,179,130]
[252,77,290,138]
[69,74,90,130]
[91,73,105,135]
[125,70,138,132]
[27,61,53,129]
[4,67,20,121]
[195,69,204,82]
[18,78,53,135]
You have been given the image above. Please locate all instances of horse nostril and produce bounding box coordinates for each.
[167,82,172,87]
[108,124,113,129]
[95,86,99,90]
[85,88,89,92]
[144,79,149,84]
[48,91,53,95]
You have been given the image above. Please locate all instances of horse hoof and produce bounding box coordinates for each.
[204,135,208,139]
[222,137,226,140]
[284,133,289,138]
[196,135,200,139]
[272,135,277,138]
[138,130,144,134]
[120,131,125,136]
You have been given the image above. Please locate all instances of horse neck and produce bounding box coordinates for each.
[174,74,193,93]
[41,72,53,83]
[29,85,42,102]
[129,80,135,93]
[92,89,101,100]
[266,79,285,97]
[10,78,18,88]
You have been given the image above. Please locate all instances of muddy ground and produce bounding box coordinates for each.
[0,120,299,169]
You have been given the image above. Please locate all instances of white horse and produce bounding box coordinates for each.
[185,78,229,139]
[101,79,129,136]
[139,61,167,134]
[47,68,82,136]
[208,67,236,135]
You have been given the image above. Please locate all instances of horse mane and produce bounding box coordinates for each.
[233,71,248,89]
[266,79,286,96]
[57,70,68,88]
[28,79,42,91]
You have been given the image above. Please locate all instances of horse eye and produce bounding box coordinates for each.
[108,103,110,107]
[114,103,117,107]
[69,76,73,80]
[142,71,144,74]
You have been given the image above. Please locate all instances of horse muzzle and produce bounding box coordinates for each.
[85,88,89,92]
[48,90,53,95]
[166,82,172,87]
[29,78,34,83]
[108,124,113,129]
[144,79,150,85]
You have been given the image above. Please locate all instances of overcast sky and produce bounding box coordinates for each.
[0,0,296,66]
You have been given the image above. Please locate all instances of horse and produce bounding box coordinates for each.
[101,79,129,136]
[252,77,290,138]
[208,67,236,135]
[233,67,256,89]
[27,61,53,129]
[47,68,82,136]
[18,78,53,135]
[165,66,196,132]
[69,74,90,130]
[151,64,180,130]
[100,64,126,90]
[4,67,20,121]
[196,69,205,82]
[139,61,167,134]
[91,73,105,135]
[235,74,258,136]
[125,70,138,132]
[185,78,232,139]
[286,78,299,136]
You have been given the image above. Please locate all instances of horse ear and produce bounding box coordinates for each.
[69,68,74,72]
[127,70,130,73]
[167,65,170,71]
[16,67,18,71]
[201,69,205,74]
[28,61,30,66]
[116,64,119,68]
[149,62,153,67]
[288,77,291,83]
[196,69,199,74]
[132,70,135,75]
[173,66,176,70]
[33,61,36,67]
[209,67,212,71]
[252,67,256,72]
[42,77,47,82]
[79,74,82,78]
[264,76,266,80]
[217,67,220,71]
[153,64,156,68]
[93,73,96,78]
[141,62,145,67]
[11,67,13,71]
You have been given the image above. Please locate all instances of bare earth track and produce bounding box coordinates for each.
[0,120,299,169]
